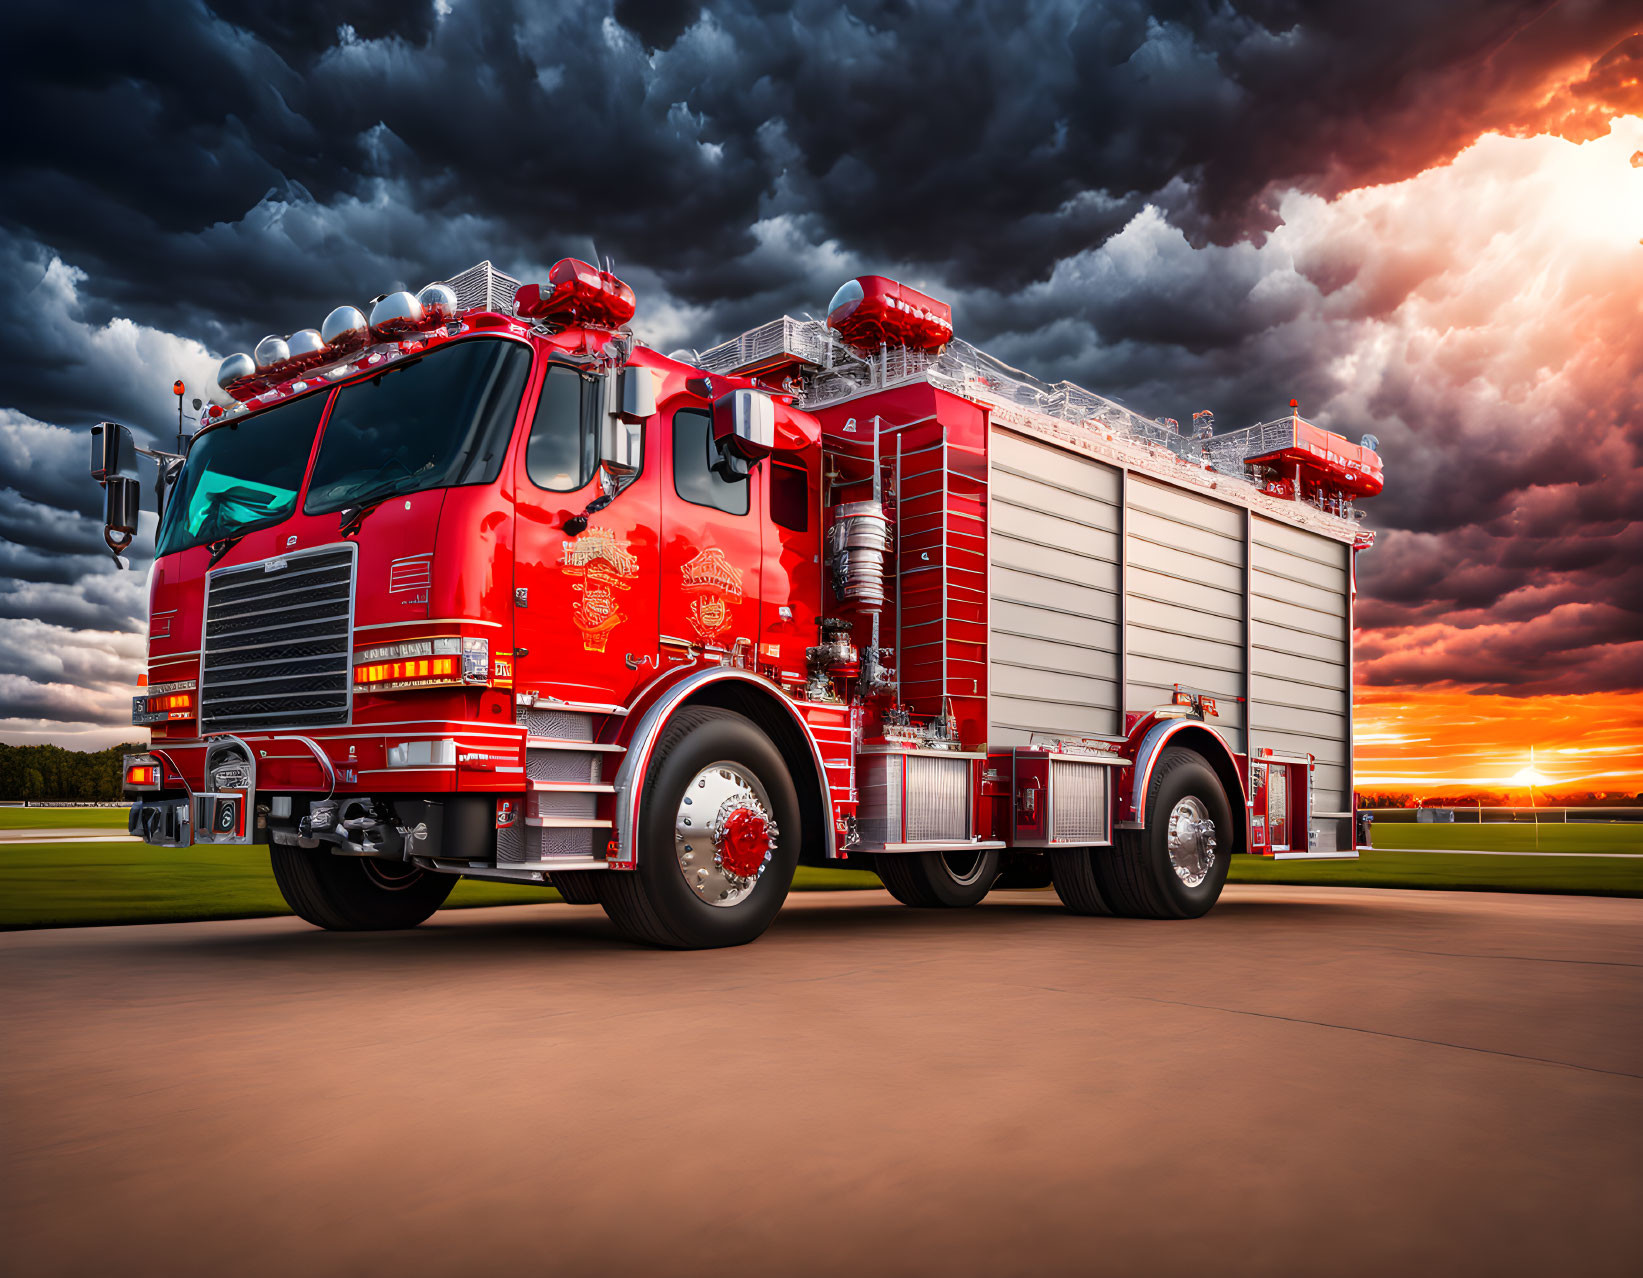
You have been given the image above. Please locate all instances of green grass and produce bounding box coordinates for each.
[3,819,1637,930]
[1228,850,1643,896]
[0,841,883,930]
[1364,822,1640,855]
[0,807,128,830]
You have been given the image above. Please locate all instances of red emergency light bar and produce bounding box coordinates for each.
[1248,418,1384,499]
[515,258,637,329]
[827,275,954,352]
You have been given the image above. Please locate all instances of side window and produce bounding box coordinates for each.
[526,365,598,492]
[672,408,749,515]
[770,461,809,532]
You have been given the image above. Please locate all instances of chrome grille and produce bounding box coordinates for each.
[438,260,522,317]
[520,708,593,741]
[857,755,903,846]
[526,750,600,783]
[905,754,971,842]
[200,546,355,733]
[1050,760,1108,844]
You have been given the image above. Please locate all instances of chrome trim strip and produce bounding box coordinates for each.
[854,841,1006,855]
[355,617,503,631]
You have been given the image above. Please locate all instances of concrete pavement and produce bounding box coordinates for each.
[2,885,1639,1276]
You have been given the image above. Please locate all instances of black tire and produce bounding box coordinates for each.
[876,848,1000,908]
[269,847,456,931]
[594,708,800,948]
[1092,747,1233,919]
[1048,847,1113,915]
[551,871,602,905]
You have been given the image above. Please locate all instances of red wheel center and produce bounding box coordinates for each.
[718,807,770,879]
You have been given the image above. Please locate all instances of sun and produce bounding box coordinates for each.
[1508,765,1550,789]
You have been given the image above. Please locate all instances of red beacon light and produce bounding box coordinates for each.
[515,258,637,328]
[826,275,953,352]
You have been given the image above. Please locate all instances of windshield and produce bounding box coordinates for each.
[155,390,329,558]
[304,338,531,515]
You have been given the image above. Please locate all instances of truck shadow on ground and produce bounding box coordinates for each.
[107,889,1385,974]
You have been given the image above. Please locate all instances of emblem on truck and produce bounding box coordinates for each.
[680,546,744,641]
[560,525,639,653]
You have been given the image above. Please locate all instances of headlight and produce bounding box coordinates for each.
[353,636,489,691]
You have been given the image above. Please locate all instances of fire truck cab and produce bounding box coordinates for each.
[96,260,1376,948]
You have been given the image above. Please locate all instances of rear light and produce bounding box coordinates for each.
[353,637,489,692]
[132,680,197,725]
[124,754,163,791]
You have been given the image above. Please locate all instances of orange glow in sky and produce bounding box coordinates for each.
[1353,687,1643,796]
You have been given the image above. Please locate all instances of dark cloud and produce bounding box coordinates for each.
[0,0,1638,744]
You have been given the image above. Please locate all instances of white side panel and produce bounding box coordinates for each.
[1124,477,1247,753]
[989,433,1123,745]
[1250,517,1352,812]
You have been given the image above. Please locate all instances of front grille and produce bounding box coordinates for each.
[200,546,355,733]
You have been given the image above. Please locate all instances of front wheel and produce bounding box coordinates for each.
[270,848,456,930]
[595,708,800,948]
[1093,747,1233,918]
[876,848,1000,908]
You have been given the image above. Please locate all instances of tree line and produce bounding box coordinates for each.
[0,743,145,803]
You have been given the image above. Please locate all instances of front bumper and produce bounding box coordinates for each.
[129,736,262,847]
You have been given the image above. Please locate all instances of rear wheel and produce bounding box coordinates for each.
[876,847,1000,908]
[1048,846,1113,915]
[270,848,456,931]
[1093,747,1233,918]
[595,708,800,948]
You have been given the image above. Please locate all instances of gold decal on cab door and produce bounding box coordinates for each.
[561,527,639,652]
[681,546,744,642]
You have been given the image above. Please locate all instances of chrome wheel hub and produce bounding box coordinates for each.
[1165,795,1217,888]
[675,761,779,909]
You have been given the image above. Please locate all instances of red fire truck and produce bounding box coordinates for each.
[93,260,1378,948]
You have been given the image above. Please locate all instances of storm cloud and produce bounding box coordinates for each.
[1,0,1639,745]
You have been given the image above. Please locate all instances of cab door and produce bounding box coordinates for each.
[658,404,762,664]
[512,362,659,706]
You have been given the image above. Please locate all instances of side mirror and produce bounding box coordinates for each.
[599,367,654,479]
[104,476,141,555]
[600,418,642,473]
[711,389,775,480]
[616,366,656,423]
[91,422,138,483]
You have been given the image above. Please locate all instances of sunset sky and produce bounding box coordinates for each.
[0,1,1638,796]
